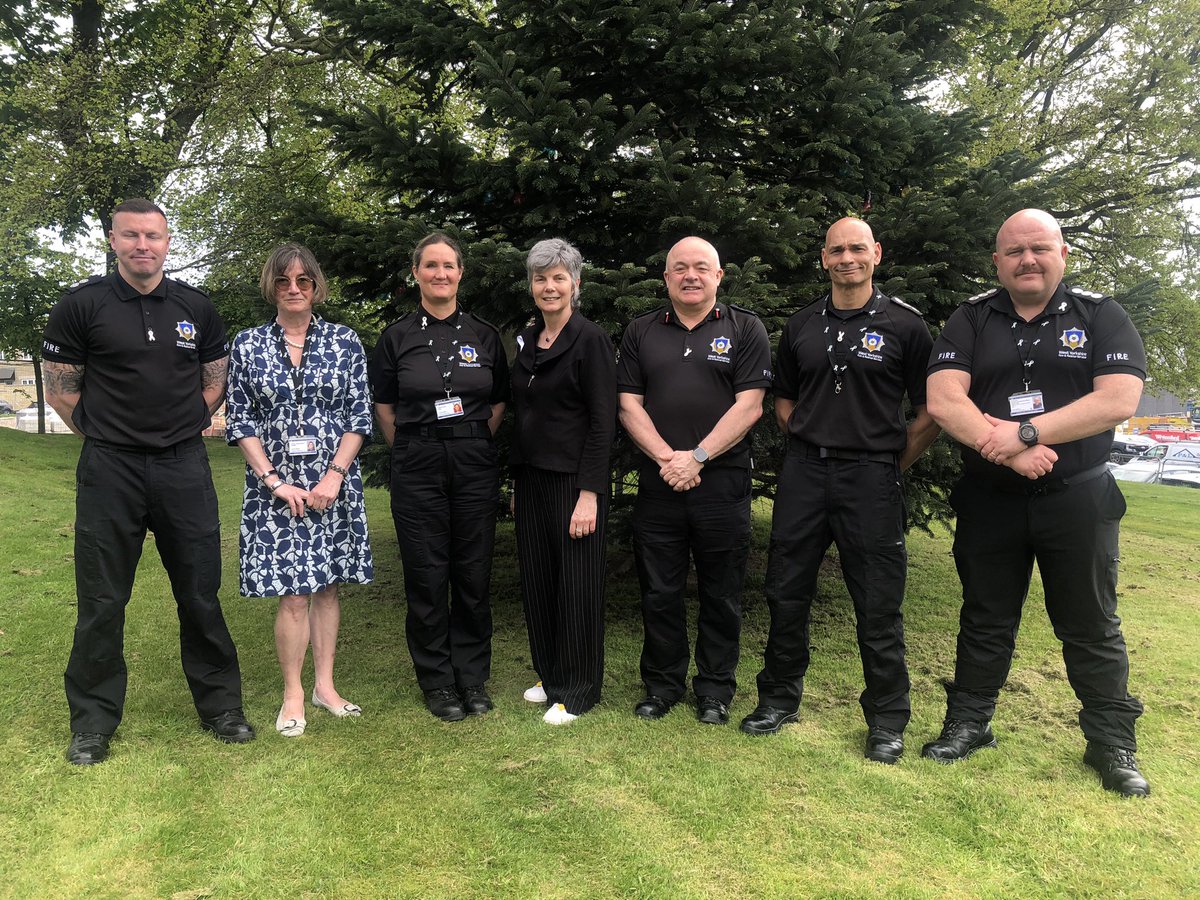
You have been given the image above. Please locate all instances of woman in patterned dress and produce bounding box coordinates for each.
[226,244,374,737]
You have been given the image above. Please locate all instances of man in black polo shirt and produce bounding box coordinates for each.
[617,236,772,725]
[922,208,1149,796]
[43,199,253,765]
[739,218,938,763]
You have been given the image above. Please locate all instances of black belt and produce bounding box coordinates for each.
[991,463,1110,496]
[87,435,203,455]
[397,422,491,440]
[791,438,897,465]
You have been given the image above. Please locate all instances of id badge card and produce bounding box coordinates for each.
[435,396,465,420]
[1008,390,1045,417]
[287,435,319,456]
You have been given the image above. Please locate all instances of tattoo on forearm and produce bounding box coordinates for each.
[44,362,85,395]
[202,357,228,393]
[202,357,229,412]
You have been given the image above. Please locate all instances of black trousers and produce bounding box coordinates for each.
[65,438,244,734]
[754,446,911,730]
[633,465,752,705]
[514,467,608,714]
[946,473,1143,749]
[390,435,498,691]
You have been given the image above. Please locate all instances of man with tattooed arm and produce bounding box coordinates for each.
[43,198,254,765]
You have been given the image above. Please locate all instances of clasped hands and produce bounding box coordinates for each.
[975,413,1058,480]
[275,471,344,516]
[658,449,703,492]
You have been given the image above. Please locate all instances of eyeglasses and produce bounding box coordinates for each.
[274,275,315,292]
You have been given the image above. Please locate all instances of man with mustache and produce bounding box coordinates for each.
[922,209,1150,796]
[739,217,938,764]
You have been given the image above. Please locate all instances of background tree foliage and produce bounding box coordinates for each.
[298,0,1043,525]
[946,0,1200,394]
[1,0,1198,518]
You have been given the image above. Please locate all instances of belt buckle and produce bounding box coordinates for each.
[434,425,455,439]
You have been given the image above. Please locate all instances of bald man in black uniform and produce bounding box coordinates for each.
[617,237,772,725]
[923,209,1150,797]
[740,218,938,763]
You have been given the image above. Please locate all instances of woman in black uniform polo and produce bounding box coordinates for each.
[510,238,616,724]
[370,232,509,721]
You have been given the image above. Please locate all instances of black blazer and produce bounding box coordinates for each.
[510,312,617,494]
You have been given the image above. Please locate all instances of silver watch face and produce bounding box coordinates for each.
[692,447,709,464]
[1019,422,1038,444]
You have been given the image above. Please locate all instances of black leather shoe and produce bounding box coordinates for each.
[696,696,729,725]
[739,705,798,735]
[864,726,904,764]
[921,719,996,763]
[461,684,493,716]
[200,708,256,744]
[1084,742,1150,797]
[66,732,111,765]
[633,695,675,720]
[424,687,467,722]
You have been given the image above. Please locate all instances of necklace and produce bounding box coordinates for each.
[277,317,309,349]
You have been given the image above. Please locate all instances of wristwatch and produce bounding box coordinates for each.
[692,446,709,465]
[1018,421,1040,447]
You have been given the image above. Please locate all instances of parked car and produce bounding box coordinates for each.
[1110,432,1159,462]
[0,399,14,415]
[15,404,71,434]
[1109,442,1200,486]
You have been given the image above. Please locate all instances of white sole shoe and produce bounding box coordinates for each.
[276,707,306,738]
[312,690,362,717]
[543,703,579,726]
[523,682,547,703]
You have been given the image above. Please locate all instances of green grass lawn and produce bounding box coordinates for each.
[1,429,1197,898]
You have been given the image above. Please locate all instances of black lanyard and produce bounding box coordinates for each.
[421,309,463,398]
[820,290,887,393]
[275,317,314,428]
[1009,315,1054,392]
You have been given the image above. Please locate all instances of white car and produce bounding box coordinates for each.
[15,404,71,434]
[1110,442,1200,486]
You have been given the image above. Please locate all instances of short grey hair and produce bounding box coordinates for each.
[526,238,583,307]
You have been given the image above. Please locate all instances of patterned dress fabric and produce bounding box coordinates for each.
[226,316,374,597]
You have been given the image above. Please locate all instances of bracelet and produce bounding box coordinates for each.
[328,462,349,477]
[267,479,284,493]
[259,468,278,483]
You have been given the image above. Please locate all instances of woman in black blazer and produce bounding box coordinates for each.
[510,238,617,724]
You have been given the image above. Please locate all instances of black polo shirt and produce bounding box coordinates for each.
[929,282,1146,483]
[370,306,509,426]
[777,288,932,453]
[617,301,772,469]
[42,271,229,447]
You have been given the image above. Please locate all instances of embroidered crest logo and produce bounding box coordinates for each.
[1060,327,1088,350]
[709,336,732,355]
[861,332,885,353]
[458,345,478,363]
[176,320,197,341]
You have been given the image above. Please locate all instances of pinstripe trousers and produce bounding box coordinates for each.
[514,467,608,714]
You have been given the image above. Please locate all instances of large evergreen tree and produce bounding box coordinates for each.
[294,0,1039,523]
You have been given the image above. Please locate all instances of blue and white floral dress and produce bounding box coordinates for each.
[226,316,374,597]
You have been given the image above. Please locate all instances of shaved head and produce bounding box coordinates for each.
[993,208,1069,309]
[995,209,1063,252]
[825,217,875,247]
[665,236,721,271]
